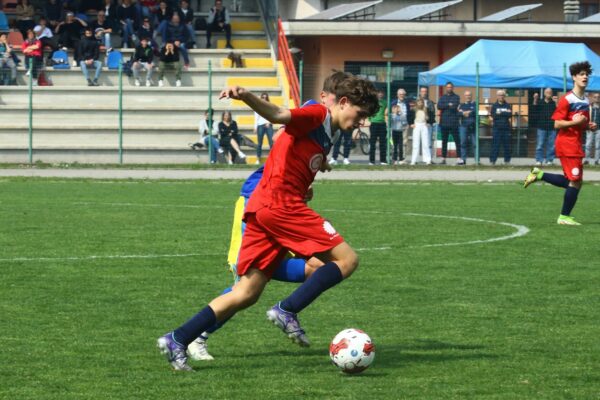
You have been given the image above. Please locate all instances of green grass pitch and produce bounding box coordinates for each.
[1,178,600,399]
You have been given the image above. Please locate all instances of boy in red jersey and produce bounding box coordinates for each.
[157,72,380,371]
[524,61,597,225]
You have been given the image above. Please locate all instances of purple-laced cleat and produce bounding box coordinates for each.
[266,303,310,347]
[156,332,193,371]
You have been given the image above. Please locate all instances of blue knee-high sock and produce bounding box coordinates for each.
[561,186,580,216]
[205,287,233,334]
[541,172,569,188]
[173,306,217,346]
[272,258,306,283]
[279,262,343,314]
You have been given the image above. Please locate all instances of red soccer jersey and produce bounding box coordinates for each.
[245,104,333,213]
[552,91,590,157]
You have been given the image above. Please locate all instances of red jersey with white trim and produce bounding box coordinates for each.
[245,104,334,213]
[552,91,590,157]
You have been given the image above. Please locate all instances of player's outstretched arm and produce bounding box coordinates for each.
[220,86,291,125]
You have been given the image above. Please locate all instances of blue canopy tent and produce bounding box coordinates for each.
[417,39,600,163]
[418,39,600,89]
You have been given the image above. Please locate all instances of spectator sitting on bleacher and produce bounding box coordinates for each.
[206,0,232,49]
[45,0,64,30]
[34,19,58,66]
[21,29,42,85]
[136,16,157,51]
[15,0,35,39]
[0,4,8,31]
[117,0,137,49]
[159,13,190,68]
[91,9,113,52]
[132,36,153,86]
[101,0,118,29]
[176,0,195,49]
[219,111,247,164]
[79,0,103,12]
[137,0,159,25]
[0,32,18,85]
[56,11,87,66]
[193,109,224,164]
[157,41,181,87]
[78,26,102,86]
[155,1,172,29]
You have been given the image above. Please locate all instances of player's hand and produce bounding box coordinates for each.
[219,86,246,100]
[573,113,588,126]
[590,121,598,131]
[304,186,314,202]
[319,157,332,173]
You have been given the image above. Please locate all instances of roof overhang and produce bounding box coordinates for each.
[283,20,600,38]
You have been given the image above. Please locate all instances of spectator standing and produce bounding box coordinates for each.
[418,86,436,161]
[329,128,352,165]
[91,9,113,51]
[532,88,557,166]
[410,98,432,165]
[192,109,224,164]
[78,27,102,86]
[584,92,600,165]
[21,29,43,85]
[0,32,17,85]
[117,0,137,49]
[45,0,64,31]
[457,90,476,165]
[489,90,513,165]
[218,111,246,164]
[206,0,233,49]
[368,90,387,165]
[253,92,274,164]
[388,88,411,164]
[56,12,87,66]
[437,82,460,164]
[34,19,58,66]
[157,42,181,87]
[159,14,190,68]
[176,0,195,49]
[132,36,154,86]
[15,0,35,39]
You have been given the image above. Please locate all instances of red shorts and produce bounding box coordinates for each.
[236,205,345,278]
[559,157,583,181]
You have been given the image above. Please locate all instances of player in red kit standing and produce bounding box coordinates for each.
[156,72,380,371]
[524,61,598,225]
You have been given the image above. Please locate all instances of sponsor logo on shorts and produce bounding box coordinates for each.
[323,220,337,236]
[572,167,580,176]
[309,154,324,173]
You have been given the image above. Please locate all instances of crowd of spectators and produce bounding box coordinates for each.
[0,0,235,86]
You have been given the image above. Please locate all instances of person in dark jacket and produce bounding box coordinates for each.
[489,90,513,165]
[387,88,412,164]
[101,0,118,30]
[117,0,137,48]
[532,88,557,165]
[176,0,195,48]
[132,37,154,86]
[78,27,102,86]
[45,0,64,30]
[159,14,190,67]
[158,41,181,87]
[457,90,477,165]
[206,0,232,49]
[136,16,158,51]
[55,11,87,65]
[437,82,460,164]
[155,1,173,28]
[218,111,247,164]
[90,9,113,51]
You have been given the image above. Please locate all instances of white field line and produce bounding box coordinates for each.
[0,206,529,263]
[72,201,228,210]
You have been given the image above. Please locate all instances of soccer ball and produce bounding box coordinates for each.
[329,328,375,374]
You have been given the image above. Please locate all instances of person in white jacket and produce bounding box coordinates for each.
[411,98,432,165]
[191,109,224,164]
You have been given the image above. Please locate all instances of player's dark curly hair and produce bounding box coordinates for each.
[322,70,351,93]
[333,74,380,117]
[569,61,593,77]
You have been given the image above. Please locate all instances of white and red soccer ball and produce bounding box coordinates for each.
[329,328,375,374]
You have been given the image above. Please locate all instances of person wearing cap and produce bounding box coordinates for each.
[78,27,102,86]
[132,36,154,87]
[55,11,87,66]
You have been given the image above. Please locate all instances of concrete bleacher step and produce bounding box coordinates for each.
[217,39,268,49]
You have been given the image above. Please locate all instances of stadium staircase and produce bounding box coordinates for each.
[0,2,294,164]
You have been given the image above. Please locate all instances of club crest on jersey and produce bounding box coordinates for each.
[323,220,337,236]
[309,154,324,173]
[572,167,580,176]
